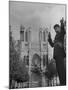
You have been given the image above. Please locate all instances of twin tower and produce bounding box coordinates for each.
[20,25,49,66]
[20,25,48,44]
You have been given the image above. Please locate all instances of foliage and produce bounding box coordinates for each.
[45,59,57,79]
[9,30,29,84]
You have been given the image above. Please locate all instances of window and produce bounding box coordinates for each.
[20,30,24,41]
[25,30,31,42]
[25,31,28,42]
[43,31,46,42]
[39,30,42,41]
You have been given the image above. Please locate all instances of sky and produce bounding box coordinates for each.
[9,1,66,58]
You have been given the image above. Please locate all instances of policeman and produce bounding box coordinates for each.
[48,18,66,85]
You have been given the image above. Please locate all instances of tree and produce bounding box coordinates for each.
[9,29,29,88]
[45,59,57,80]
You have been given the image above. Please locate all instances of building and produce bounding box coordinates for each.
[19,25,49,87]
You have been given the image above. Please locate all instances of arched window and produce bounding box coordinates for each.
[20,30,24,41]
[20,25,25,41]
[25,30,31,42]
[25,31,28,42]
[43,31,46,42]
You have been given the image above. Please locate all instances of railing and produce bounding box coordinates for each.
[10,80,29,89]
[10,74,60,89]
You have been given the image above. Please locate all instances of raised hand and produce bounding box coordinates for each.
[48,32,51,40]
[48,32,54,47]
[60,17,64,24]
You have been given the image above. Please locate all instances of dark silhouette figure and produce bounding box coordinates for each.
[48,18,66,85]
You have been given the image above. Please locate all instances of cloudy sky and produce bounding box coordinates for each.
[9,1,66,58]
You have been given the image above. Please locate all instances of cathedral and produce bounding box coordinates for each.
[19,25,49,87]
[19,25,48,66]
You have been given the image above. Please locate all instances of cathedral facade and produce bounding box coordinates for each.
[19,25,49,87]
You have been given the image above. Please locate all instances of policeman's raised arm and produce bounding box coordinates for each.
[60,17,66,34]
[48,32,54,47]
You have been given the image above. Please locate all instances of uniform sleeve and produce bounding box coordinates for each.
[64,35,66,53]
[60,22,65,35]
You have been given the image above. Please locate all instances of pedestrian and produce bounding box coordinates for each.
[48,18,66,85]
